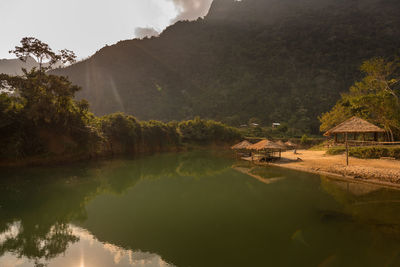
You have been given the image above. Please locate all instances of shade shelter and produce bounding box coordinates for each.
[275,140,288,150]
[284,141,297,149]
[247,139,285,161]
[231,140,252,150]
[231,140,252,157]
[324,116,386,166]
[324,116,385,143]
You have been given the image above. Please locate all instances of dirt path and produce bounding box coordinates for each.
[267,150,400,187]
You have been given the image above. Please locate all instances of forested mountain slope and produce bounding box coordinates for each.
[53,0,400,133]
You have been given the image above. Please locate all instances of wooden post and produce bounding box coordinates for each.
[334,134,338,143]
[345,132,349,166]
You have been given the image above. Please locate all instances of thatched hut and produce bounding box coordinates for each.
[324,116,385,143]
[231,140,252,157]
[247,139,285,161]
[275,140,288,150]
[231,140,252,150]
[284,141,297,148]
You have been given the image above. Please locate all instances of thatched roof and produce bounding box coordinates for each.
[284,141,297,147]
[324,116,385,136]
[247,139,284,151]
[231,140,252,150]
[275,140,287,148]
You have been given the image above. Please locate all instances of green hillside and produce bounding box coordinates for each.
[53,0,400,134]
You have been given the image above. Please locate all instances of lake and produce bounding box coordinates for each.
[1,151,400,267]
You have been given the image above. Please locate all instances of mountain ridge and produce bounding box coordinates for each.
[0,57,41,75]
[52,0,400,133]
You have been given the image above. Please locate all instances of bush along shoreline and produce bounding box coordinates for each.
[0,70,241,167]
[327,146,400,159]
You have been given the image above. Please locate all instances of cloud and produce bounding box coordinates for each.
[170,0,214,22]
[134,27,160,39]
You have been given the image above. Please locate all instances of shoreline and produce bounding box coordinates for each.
[269,161,400,191]
[248,150,400,190]
[0,144,232,168]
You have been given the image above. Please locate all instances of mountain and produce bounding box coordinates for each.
[0,57,63,75]
[0,57,40,75]
[52,0,400,134]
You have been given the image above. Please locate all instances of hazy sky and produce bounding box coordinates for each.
[0,0,213,59]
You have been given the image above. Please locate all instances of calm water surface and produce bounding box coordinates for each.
[1,151,400,267]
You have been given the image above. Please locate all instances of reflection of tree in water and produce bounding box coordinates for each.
[0,166,101,266]
[175,151,233,177]
[98,151,233,183]
[0,151,233,265]
[0,222,78,267]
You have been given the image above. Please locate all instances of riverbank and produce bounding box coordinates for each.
[0,143,234,168]
[255,150,400,189]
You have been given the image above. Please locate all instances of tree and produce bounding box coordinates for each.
[320,58,400,141]
[9,37,76,72]
[0,68,100,158]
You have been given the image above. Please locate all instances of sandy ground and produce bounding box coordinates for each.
[266,150,400,186]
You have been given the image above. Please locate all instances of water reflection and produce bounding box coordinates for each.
[0,151,232,266]
[1,151,400,266]
[0,224,174,267]
[320,176,400,236]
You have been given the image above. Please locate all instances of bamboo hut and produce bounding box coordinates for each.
[324,116,385,144]
[247,139,285,161]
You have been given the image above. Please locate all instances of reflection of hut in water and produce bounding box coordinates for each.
[232,166,285,185]
[324,116,386,145]
[247,139,285,162]
[231,140,252,157]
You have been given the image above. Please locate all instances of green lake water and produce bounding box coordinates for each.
[1,151,400,267]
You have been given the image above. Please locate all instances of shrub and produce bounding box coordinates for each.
[327,146,400,159]
[301,134,310,145]
[178,117,241,144]
[349,146,400,159]
[326,147,346,155]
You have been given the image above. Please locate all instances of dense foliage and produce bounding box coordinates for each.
[0,70,240,162]
[320,58,400,140]
[52,0,400,134]
[327,146,400,159]
[178,117,240,144]
[0,69,100,159]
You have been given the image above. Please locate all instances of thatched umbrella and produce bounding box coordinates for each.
[248,139,285,160]
[324,116,385,141]
[275,140,288,149]
[324,116,385,166]
[248,139,285,151]
[231,140,252,150]
[284,141,297,148]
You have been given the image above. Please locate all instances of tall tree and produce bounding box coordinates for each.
[320,58,400,141]
[9,37,76,72]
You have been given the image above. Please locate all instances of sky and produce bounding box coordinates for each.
[0,0,213,60]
